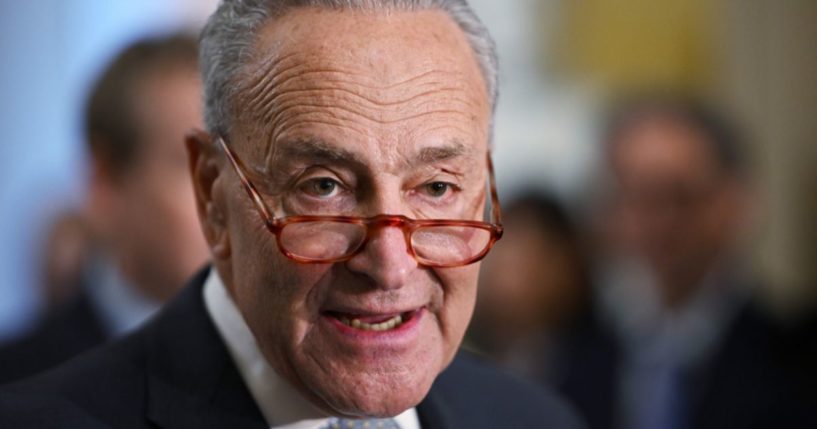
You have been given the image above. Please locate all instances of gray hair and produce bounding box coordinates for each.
[199,0,498,137]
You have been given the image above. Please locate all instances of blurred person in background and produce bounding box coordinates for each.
[469,191,623,429]
[562,95,815,429]
[469,192,600,383]
[38,210,94,312]
[0,33,210,384]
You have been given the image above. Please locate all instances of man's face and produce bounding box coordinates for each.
[199,8,490,417]
[609,116,743,283]
[103,67,211,301]
[477,210,581,335]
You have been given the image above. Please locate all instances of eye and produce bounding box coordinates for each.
[422,181,453,198]
[300,177,341,198]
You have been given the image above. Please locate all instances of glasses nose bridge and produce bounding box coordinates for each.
[369,214,410,228]
[367,214,417,234]
[359,214,415,253]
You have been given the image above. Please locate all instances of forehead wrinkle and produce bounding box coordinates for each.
[266,105,481,171]
[265,81,479,150]
[267,65,468,96]
[271,105,477,138]
[249,46,462,94]
[266,83,472,113]
[245,69,360,123]
[239,42,480,112]
[240,50,367,130]
[241,50,300,118]
[262,94,477,148]
[264,119,365,170]
[264,133,477,180]
[255,72,476,128]
[241,49,358,116]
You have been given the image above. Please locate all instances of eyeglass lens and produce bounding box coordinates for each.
[278,221,491,265]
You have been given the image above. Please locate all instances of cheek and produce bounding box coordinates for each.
[229,210,290,327]
[229,215,332,359]
[435,264,479,345]
[112,182,160,249]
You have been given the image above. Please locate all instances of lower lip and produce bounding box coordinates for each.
[321,308,425,343]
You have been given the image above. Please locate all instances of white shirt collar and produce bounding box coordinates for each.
[202,269,420,429]
[598,257,747,366]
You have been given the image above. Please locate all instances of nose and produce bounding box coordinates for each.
[345,222,418,290]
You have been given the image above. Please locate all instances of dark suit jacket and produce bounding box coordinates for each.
[0,268,583,428]
[554,301,817,429]
[0,292,107,384]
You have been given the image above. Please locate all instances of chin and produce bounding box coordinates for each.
[303,358,441,418]
[322,379,431,418]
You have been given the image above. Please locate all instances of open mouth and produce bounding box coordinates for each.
[325,309,421,332]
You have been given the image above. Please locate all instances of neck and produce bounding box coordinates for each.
[657,262,713,310]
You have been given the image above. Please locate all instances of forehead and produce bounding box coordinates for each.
[613,117,719,182]
[232,7,490,168]
[134,68,201,142]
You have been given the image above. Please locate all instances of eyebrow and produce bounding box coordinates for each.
[414,143,470,167]
[273,138,365,166]
[270,138,476,170]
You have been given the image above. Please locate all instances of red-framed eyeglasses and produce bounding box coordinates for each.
[216,134,503,268]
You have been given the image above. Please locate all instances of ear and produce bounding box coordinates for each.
[185,129,231,259]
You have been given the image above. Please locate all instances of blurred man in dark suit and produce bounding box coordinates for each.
[559,95,815,429]
[0,34,210,384]
[470,192,597,383]
[0,1,583,428]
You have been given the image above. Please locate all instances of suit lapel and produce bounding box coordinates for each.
[416,376,457,429]
[147,371,265,429]
[143,268,267,429]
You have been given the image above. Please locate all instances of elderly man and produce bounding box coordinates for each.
[0,1,581,428]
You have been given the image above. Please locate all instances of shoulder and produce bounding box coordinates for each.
[0,292,107,384]
[0,268,228,428]
[422,352,585,429]
[0,389,109,429]
[0,328,150,426]
[690,298,817,428]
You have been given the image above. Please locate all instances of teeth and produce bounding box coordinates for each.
[339,314,404,331]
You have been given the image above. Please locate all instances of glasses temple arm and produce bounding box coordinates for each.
[486,153,502,227]
[216,134,276,224]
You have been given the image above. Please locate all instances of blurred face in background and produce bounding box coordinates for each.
[476,207,585,345]
[608,115,746,303]
[91,66,210,301]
